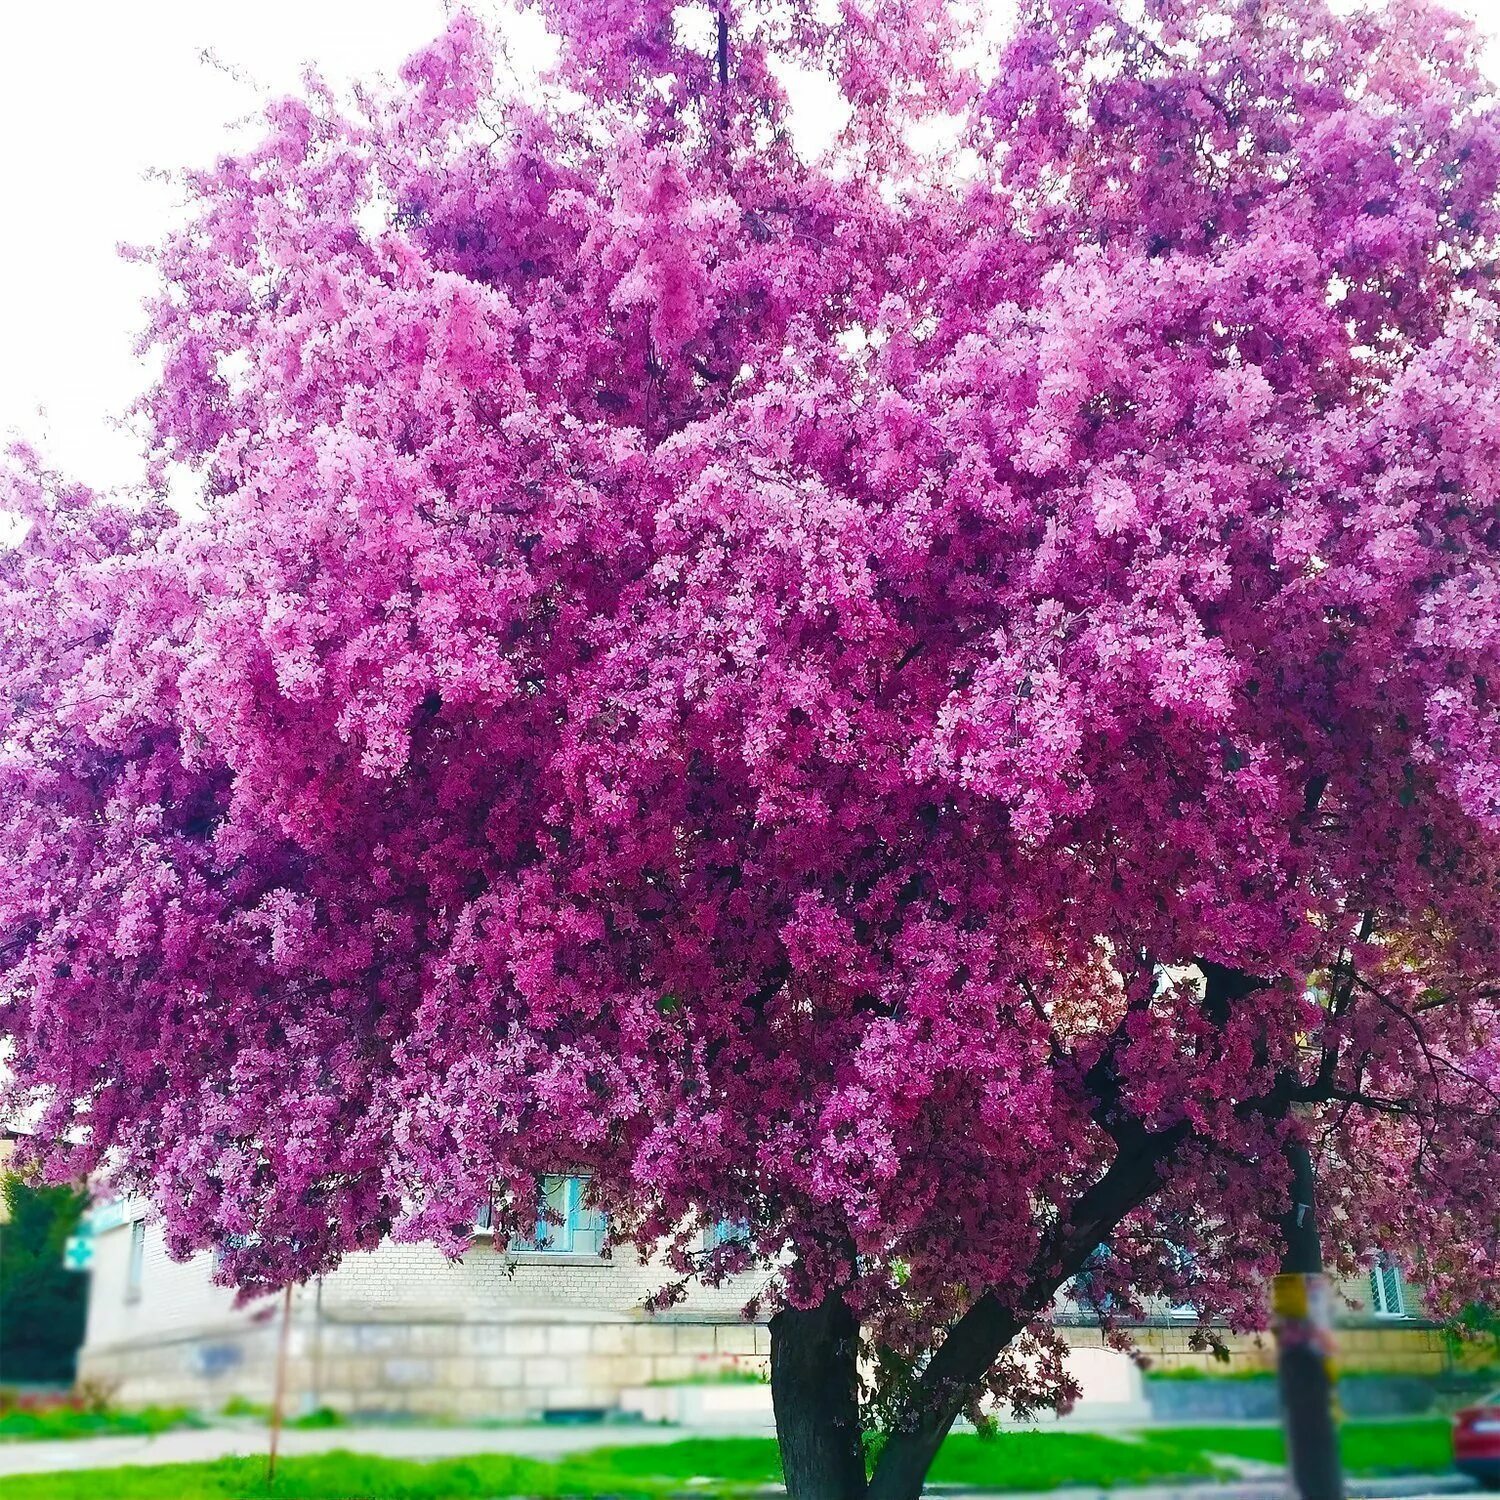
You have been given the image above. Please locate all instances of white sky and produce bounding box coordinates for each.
[2,0,1498,497]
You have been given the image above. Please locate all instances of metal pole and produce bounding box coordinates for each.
[266,1283,293,1485]
[311,1275,324,1414]
[1273,1142,1345,1500]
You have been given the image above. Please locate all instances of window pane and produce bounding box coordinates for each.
[1381,1261,1405,1316]
[126,1221,146,1302]
[511,1174,593,1253]
[1069,1244,1116,1315]
[1371,1257,1406,1317]
[704,1218,750,1251]
[543,1174,577,1252]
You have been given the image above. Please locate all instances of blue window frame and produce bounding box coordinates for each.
[703,1217,751,1252]
[125,1220,146,1303]
[509,1175,604,1255]
[1370,1255,1407,1317]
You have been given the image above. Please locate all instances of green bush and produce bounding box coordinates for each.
[0,1177,88,1384]
[645,1364,768,1386]
[217,1397,343,1428]
[288,1406,346,1430]
[0,1403,204,1443]
[218,1396,267,1420]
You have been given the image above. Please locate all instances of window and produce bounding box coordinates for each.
[509,1175,604,1256]
[1165,1255,1199,1318]
[1069,1240,1200,1320]
[212,1232,260,1274]
[1069,1245,1118,1315]
[1154,1240,1200,1318]
[703,1218,751,1253]
[125,1221,146,1303]
[1370,1256,1407,1318]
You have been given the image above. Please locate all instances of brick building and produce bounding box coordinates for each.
[77,1181,770,1418]
[75,1175,1445,1417]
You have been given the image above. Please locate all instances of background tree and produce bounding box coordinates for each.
[0,1175,88,1384]
[2,0,1499,1495]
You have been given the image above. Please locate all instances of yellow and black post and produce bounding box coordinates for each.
[1273,1142,1345,1500]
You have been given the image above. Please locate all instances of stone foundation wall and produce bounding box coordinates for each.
[78,1210,770,1416]
[80,1307,771,1418]
[1060,1321,1448,1375]
[79,1207,1449,1414]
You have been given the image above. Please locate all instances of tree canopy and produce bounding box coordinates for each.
[1,0,1498,1491]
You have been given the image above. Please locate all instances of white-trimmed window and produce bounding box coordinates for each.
[703,1217,751,1253]
[1370,1255,1408,1318]
[212,1231,260,1274]
[1162,1241,1199,1318]
[509,1175,604,1256]
[1069,1244,1118,1316]
[125,1220,146,1303]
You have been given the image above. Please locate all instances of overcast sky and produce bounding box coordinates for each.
[2,0,1498,497]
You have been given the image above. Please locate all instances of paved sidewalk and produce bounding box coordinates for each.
[0,1420,750,1477]
[0,1424,1479,1499]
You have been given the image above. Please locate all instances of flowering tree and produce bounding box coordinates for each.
[4,0,1500,1493]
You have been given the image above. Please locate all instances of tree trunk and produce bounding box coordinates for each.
[770,1293,868,1500]
[770,1123,1186,1500]
[865,1293,1023,1500]
[862,1125,1185,1500]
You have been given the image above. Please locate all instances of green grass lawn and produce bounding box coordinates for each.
[926,1432,1222,1487]
[0,1421,1446,1497]
[0,1453,562,1500]
[0,1406,205,1444]
[1150,1418,1454,1475]
[0,1431,1227,1498]
[567,1436,783,1486]
[569,1431,1222,1490]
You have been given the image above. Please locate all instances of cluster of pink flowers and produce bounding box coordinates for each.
[2,0,1499,1426]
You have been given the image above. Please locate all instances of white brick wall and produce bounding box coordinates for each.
[85,1217,246,1348]
[82,1213,1432,1415]
[78,1214,773,1416]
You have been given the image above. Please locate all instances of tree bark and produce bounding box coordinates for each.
[771,1293,868,1500]
[866,1123,1188,1500]
[866,1292,1023,1500]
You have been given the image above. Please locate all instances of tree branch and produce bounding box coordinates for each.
[866,1120,1189,1500]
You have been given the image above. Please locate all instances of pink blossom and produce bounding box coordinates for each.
[2,0,1499,1485]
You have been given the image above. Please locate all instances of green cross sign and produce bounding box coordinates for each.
[62,1235,94,1272]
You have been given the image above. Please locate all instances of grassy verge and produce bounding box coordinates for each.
[0,1453,561,1500]
[1150,1418,1454,1475]
[483,1431,1221,1493]
[0,1406,205,1444]
[0,1431,1228,1497]
[219,1400,346,1429]
[926,1432,1223,1487]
